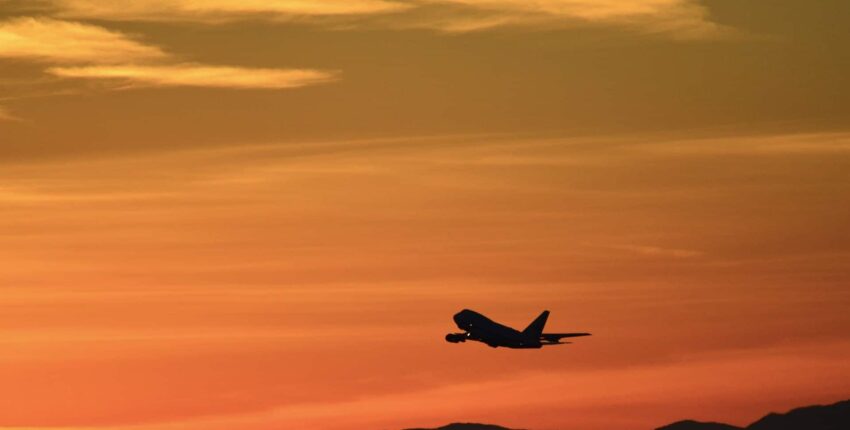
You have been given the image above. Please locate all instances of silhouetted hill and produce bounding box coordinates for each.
[405,424,521,430]
[656,420,741,430]
[656,399,850,430]
[405,399,850,430]
[746,399,850,430]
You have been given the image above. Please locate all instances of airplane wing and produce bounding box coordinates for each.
[541,333,591,343]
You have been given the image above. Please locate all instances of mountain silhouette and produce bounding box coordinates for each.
[746,399,850,430]
[656,420,742,430]
[407,398,849,430]
[657,399,850,430]
[405,424,522,430]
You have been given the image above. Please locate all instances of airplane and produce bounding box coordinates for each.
[445,309,590,349]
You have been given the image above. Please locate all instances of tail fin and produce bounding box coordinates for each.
[522,310,549,338]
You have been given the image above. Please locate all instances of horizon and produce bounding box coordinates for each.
[1,1,849,429]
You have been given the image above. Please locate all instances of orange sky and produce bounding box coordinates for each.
[1,1,850,430]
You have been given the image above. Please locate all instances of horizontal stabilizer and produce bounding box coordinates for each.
[541,333,591,343]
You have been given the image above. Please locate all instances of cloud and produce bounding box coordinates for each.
[47,64,339,89]
[636,132,850,155]
[0,17,166,64]
[0,105,22,121]
[53,0,410,21]
[46,0,723,38]
[609,243,703,258]
[0,18,337,91]
[407,0,722,37]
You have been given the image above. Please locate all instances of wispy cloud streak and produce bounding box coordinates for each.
[53,0,410,21]
[0,17,166,64]
[0,105,22,121]
[608,243,703,258]
[408,0,723,37]
[43,0,723,38]
[0,17,336,91]
[48,64,339,90]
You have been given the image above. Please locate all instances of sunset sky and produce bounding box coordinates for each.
[1,1,849,429]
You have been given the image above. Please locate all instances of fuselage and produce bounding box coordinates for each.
[452,309,542,348]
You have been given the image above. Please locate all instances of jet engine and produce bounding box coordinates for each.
[445,333,466,343]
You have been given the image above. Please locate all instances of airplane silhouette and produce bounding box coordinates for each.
[445,309,590,348]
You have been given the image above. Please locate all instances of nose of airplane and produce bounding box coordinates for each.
[453,309,472,327]
[453,311,464,325]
